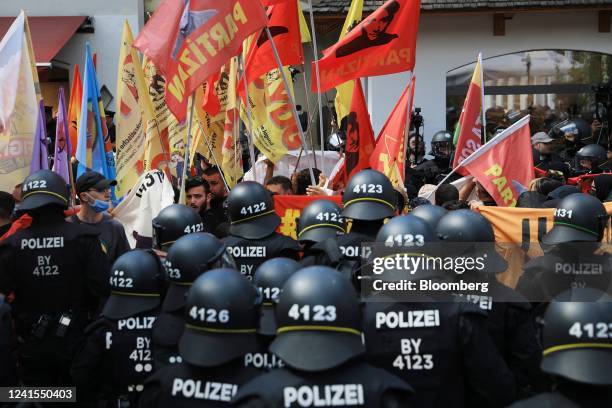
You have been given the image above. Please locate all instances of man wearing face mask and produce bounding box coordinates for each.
[70,171,130,264]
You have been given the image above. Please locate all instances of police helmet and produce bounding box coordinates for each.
[102,250,164,319]
[541,288,612,386]
[271,266,364,371]
[436,210,507,274]
[162,232,233,312]
[543,193,609,244]
[376,215,436,247]
[152,204,203,251]
[179,269,259,367]
[297,199,345,244]
[430,130,454,159]
[19,170,69,211]
[342,169,396,221]
[411,204,447,231]
[227,181,280,240]
[253,258,301,336]
[576,144,607,167]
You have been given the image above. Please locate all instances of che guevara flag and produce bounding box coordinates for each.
[312,0,420,93]
[242,0,303,86]
[133,0,267,122]
[370,75,415,188]
[453,53,485,173]
[459,115,534,207]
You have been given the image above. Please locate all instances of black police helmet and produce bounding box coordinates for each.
[103,250,164,320]
[411,204,447,231]
[253,258,301,336]
[152,204,203,251]
[227,181,280,239]
[271,266,364,371]
[430,130,454,158]
[543,193,609,244]
[342,169,396,221]
[19,170,69,211]
[162,232,232,312]
[436,210,507,274]
[297,199,345,244]
[376,215,436,247]
[179,269,259,367]
[541,288,612,386]
[576,144,607,165]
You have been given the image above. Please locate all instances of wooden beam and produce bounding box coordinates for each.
[599,10,611,33]
[494,14,505,36]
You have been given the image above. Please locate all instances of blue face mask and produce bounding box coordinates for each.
[90,199,110,213]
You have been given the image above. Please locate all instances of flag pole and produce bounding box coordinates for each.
[178,95,195,204]
[478,52,487,144]
[306,0,326,177]
[239,56,259,182]
[265,27,316,185]
[299,63,318,170]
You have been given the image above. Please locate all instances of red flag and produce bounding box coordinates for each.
[202,71,221,116]
[459,116,534,207]
[312,0,420,92]
[274,195,342,239]
[134,0,267,121]
[242,0,303,87]
[331,81,376,185]
[453,54,484,173]
[260,0,292,6]
[370,76,415,187]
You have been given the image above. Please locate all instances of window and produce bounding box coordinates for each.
[446,50,612,138]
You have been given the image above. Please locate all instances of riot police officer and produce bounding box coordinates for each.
[413,130,455,185]
[298,199,346,267]
[410,204,447,231]
[0,170,110,385]
[151,204,204,255]
[223,181,300,279]
[575,143,611,174]
[362,215,517,407]
[71,250,164,406]
[436,210,543,398]
[139,268,261,407]
[153,232,232,369]
[0,293,17,385]
[517,193,611,307]
[248,258,301,372]
[510,288,612,407]
[330,169,397,287]
[233,266,414,407]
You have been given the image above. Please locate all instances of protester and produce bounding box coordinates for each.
[532,132,562,172]
[201,166,229,235]
[293,168,321,195]
[0,191,15,237]
[71,170,131,264]
[184,176,210,213]
[265,175,293,195]
[435,183,459,207]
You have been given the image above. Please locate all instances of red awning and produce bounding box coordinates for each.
[0,16,86,64]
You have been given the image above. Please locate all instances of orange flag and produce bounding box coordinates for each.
[312,0,420,92]
[453,53,485,173]
[67,64,83,156]
[370,76,415,187]
[242,0,303,86]
[134,0,267,122]
[459,115,534,207]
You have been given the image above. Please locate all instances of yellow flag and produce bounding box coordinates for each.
[115,21,150,196]
[240,68,302,164]
[0,12,40,192]
[334,0,364,126]
[142,56,185,181]
[297,0,311,43]
[221,58,243,187]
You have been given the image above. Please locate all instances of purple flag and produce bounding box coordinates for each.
[30,99,49,173]
[52,88,71,184]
